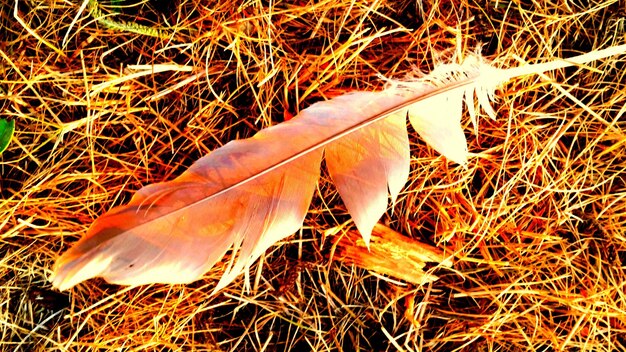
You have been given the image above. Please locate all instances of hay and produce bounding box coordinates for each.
[1,0,625,350]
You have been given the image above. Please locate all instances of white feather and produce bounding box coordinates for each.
[51,45,626,292]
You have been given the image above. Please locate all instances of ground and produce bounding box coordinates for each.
[1,0,626,351]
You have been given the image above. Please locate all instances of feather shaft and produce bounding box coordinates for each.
[51,46,626,292]
[190,76,479,205]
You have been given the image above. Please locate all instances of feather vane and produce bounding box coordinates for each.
[51,45,626,291]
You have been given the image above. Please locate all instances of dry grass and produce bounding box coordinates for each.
[1,0,626,351]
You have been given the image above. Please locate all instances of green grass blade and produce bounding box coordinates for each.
[0,119,15,154]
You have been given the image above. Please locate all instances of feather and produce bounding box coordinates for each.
[51,45,626,292]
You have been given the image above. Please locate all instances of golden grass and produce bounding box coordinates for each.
[1,0,626,350]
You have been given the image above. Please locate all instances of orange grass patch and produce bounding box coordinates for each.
[1,0,626,350]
